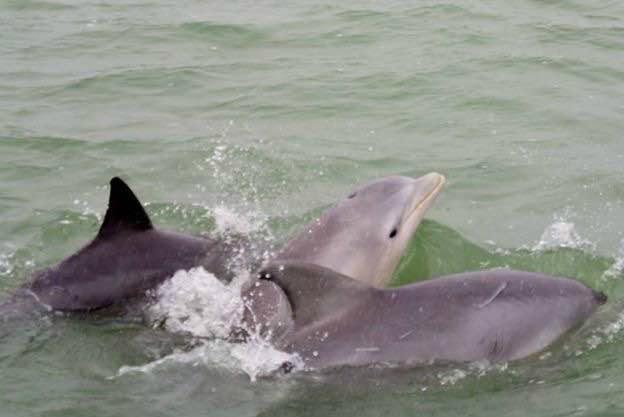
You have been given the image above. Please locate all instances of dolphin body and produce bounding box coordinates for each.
[22,177,249,312]
[255,261,606,369]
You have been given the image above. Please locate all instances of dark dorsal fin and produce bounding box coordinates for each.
[97,177,153,240]
[258,261,376,328]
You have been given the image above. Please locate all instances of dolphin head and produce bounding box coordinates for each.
[274,173,446,287]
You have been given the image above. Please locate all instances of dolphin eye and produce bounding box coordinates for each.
[389,228,398,238]
[348,192,357,199]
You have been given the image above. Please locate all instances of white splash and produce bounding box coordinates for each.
[201,138,278,270]
[148,267,244,339]
[436,361,509,386]
[586,309,624,352]
[0,251,14,276]
[116,337,300,383]
[602,238,624,280]
[212,205,263,236]
[532,214,593,251]
[117,267,301,382]
[210,204,276,277]
[437,368,467,385]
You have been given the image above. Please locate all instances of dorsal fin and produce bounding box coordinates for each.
[97,177,153,240]
[258,261,376,328]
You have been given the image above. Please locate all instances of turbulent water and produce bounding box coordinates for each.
[2,0,624,416]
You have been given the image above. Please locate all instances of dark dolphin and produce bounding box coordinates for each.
[255,261,606,369]
[18,177,248,312]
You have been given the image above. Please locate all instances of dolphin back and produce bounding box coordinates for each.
[24,178,219,312]
[259,262,606,369]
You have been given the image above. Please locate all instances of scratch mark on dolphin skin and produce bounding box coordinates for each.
[355,347,380,352]
[477,283,508,309]
[25,289,52,311]
[399,330,414,340]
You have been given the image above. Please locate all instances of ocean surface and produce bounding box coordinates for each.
[2,0,624,416]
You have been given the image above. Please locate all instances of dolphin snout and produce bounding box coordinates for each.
[406,172,446,218]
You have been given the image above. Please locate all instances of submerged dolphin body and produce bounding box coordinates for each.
[22,178,248,312]
[274,174,446,287]
[256,262,606,369]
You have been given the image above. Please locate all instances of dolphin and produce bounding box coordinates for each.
[274,173,446,287]
[254,261,606,369]
[19,177,250,312]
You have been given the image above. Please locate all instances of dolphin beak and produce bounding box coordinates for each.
[405,172,446,223]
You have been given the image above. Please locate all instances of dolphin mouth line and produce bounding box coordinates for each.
[405,173,446,220]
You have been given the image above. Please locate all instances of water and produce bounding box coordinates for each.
[2,0,624,415]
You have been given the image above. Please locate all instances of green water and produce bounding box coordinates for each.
[2,0,624,415]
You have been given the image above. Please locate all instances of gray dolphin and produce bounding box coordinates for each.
[255,261,606,369]
[19,177,249,312]
[274,173,446,287]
